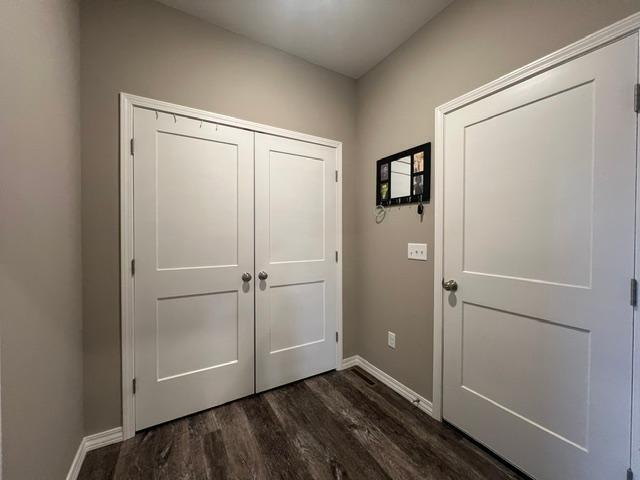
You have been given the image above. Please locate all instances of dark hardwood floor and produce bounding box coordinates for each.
[79,367,526,479]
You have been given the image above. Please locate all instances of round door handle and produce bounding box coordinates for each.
[258,271,268,281]
[442,279,458,291]
[241,272,252,282]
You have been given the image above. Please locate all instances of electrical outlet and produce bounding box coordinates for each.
[408,243,427,261]
[388,331,396,349]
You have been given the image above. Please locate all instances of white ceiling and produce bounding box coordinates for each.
[155,0,453,78]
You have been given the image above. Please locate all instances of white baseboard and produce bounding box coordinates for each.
[66,427,123,480]
[341,355,433,417]
[340,355,360,370]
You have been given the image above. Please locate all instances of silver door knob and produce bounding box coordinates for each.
[242,272,252,282]
[258,271,268,280]
[442,279,458,291]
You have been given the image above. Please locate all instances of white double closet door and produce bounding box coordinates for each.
[132,107,337,430]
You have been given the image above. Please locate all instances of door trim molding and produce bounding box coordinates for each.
[634,30,640,477]
[432,11,640,465]
[120,93,343,440]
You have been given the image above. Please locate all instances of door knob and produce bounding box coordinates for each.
[442,279,458,291]
[258,271,268,280]
[241,272,252,282]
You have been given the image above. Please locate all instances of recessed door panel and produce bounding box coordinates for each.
[269,281,325,353]
[442,35,637,480]
[156,132,238,269]
[269,151,325,263]
[461,303,590,449]
[134,108,254,430]
[156,291,238,380]
[463,82,594,287]
[255,133,337,392]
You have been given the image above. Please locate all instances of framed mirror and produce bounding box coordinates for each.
[376,143,430,206]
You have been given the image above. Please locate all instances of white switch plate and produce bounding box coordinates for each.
[408,243,428,261]
[388,331,396,349]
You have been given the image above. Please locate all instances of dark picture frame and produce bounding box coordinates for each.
[376,143,431,206]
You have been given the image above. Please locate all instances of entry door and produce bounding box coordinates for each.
[255,133,337,392]
[133,108,255,430]
[442,35,637,479]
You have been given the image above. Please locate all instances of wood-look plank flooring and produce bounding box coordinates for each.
[79,367,526,480]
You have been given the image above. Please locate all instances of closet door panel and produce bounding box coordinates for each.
[133,108,255,430]
[255,133,338,392]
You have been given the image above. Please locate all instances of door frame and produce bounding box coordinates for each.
[432,11,640,471]
[119,93,343,440]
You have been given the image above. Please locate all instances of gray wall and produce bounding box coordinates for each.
[353,0,640,402]
[0,1,84,479]
[80,0,358,435]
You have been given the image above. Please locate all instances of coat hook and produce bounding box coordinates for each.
[375,204,386,224]
[199,120,203,128]
[173,114,177,123]
[155,111,158,120]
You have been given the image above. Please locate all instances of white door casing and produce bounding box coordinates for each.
[440,34,637,480]
[255,133,338,392]
[133,107,255,430]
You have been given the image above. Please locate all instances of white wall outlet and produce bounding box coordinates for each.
[408,243,428,261]
[388,331,396,349]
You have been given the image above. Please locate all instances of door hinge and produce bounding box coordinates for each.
[335,331,339,343]
[132,378,137,395]
[130,138,135,156]
[335,170,339,182]
[335,250,339,263]
[628,467,633,480]
[131,259,135,276]
[631,278,638,307]
[635,84,640,113]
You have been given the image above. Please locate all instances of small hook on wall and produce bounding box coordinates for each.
[375,204,386,224]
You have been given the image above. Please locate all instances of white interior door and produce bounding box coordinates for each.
[442,35,638,479]
[133,108,255,430]
[255,133,337,392]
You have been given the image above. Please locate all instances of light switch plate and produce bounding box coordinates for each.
[408,243,427,261]
[388,331,396,349]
